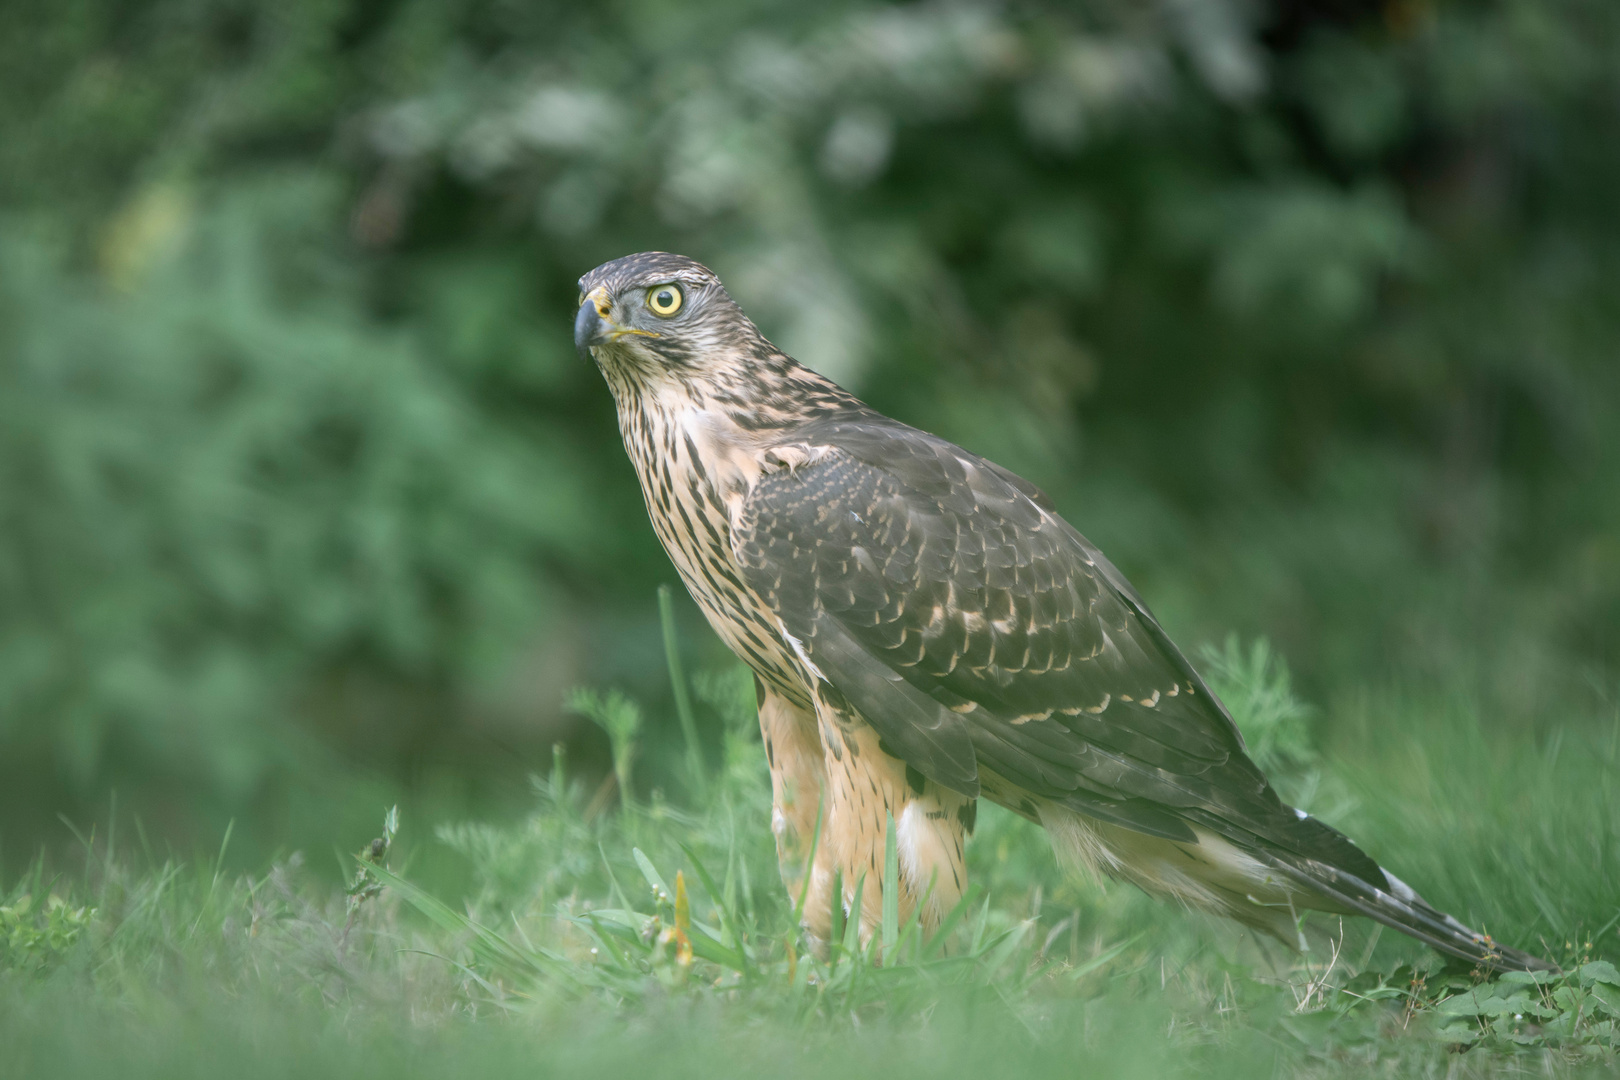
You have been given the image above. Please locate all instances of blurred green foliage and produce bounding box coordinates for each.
[2,0,1619,852]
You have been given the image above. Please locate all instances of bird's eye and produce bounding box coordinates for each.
[647,284,683,317]
[577,292,586,309]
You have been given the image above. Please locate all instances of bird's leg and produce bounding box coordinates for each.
[812,684,970,953]
[757,684,836,954]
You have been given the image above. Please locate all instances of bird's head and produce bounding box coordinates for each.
[574,252,760,389]
[576,250,864,426]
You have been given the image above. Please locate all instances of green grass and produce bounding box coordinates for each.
[2,641,1618,1078]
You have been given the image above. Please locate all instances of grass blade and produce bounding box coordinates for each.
[1067,933,1146,983]
[828,867,844,970]
[360,859,564,983]
[632,847,672,907]
[679,842,752,975]
[922,883,984,959]
[658,584,707,799]
[843,872,866,958]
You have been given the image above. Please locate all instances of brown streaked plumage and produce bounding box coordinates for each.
[575,250,1550,970]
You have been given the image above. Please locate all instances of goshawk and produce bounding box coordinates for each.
[575,251,1547,971]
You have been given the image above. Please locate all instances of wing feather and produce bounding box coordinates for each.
[734,415,1386,884]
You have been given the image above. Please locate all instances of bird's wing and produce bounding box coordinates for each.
[733,415,1384,882]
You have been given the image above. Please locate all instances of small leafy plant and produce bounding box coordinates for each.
[0,881,94,974]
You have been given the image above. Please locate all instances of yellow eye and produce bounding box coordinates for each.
[647,284,683,317]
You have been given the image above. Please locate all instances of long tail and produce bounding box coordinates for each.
[1253,846,1555,972]
[1038,797,1555,972]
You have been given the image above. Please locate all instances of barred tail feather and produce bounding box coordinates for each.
[1250,847,1555,973]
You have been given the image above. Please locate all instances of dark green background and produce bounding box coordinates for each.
[2,0,1616,869]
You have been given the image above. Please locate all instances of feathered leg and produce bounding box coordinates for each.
[757,683,836,949]
[811,682,969,950]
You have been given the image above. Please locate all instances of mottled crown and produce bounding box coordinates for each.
[578,251,724,296]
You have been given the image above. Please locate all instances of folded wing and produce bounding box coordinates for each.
[733,414,1386,883]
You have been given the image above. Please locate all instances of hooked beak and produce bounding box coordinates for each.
[574,286,612,357]
[574,284,660,358]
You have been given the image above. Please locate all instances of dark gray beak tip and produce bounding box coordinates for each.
[574,302,605,357]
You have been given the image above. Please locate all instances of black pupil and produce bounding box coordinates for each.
[657,290,673,308]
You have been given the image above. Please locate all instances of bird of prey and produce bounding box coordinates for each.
[574,250,1548,972]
